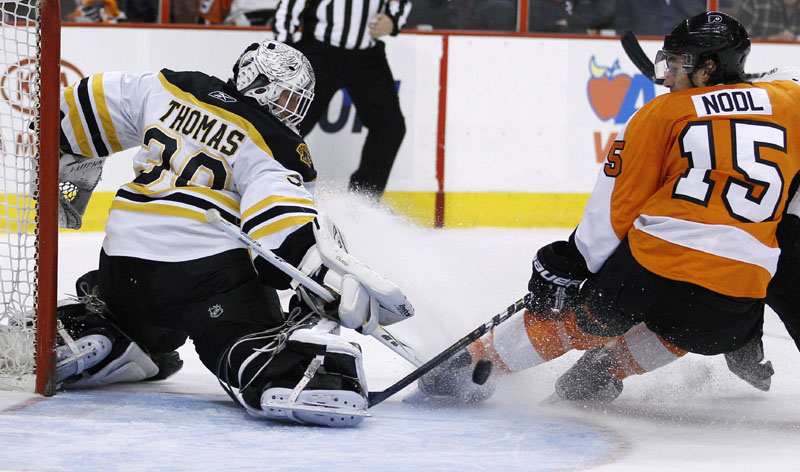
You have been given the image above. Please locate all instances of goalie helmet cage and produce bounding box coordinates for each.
[0,0,60,396]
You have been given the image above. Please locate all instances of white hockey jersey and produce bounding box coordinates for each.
[60,70,318,265]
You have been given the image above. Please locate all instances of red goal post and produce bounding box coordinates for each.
[0,0,60,396]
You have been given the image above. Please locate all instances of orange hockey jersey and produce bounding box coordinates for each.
[575,80,800,298]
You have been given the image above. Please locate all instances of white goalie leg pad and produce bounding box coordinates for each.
[253,321,370,427]
[287,321,368,396]
[306,213,414,327]
[260,387,369,427]
[63,341,159,389]
[55,334,113,384]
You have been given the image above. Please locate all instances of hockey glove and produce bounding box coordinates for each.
[527,239,589,313]
[58,153,106,230]
[724,334,774,392]
[294,214,414,335]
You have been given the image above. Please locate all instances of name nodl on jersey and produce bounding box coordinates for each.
[692,89,772,117]
[159,100,246,156]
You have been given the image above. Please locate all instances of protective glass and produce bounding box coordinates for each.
[654,50,696,80]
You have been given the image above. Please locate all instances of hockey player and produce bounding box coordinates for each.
[198,0,279,26]
[554,138,800,402]
[55,39,414,427]
[418,12,800,404]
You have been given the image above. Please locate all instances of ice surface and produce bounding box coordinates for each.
[1,192,798,471]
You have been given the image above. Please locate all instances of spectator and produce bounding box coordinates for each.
[471,0,517,30]
[614,0,705,36]
[198,0,279,26]
[528,0,615,34]
[170,0,200,23]
[274,0,410,197]
[718,0,742,19]
[66,0,127,23]
[120,0,158,22]
[737,0,800,40]
[405,0,464,30]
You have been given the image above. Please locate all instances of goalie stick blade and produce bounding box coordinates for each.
[620,30,664,85]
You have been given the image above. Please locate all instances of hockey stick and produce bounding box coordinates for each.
[621,30,766,84]
[367,293,531,407]
[204,209,425,367]
[620,30,663,85]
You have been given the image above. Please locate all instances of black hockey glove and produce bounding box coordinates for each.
[527,239,589,313]
[724,334,774,392]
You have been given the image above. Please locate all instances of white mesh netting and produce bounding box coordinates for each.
[0,0,44,390]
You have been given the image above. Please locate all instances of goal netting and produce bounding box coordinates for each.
[0,0,60,395]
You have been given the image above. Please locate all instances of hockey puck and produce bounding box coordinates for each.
[472,358,492,385]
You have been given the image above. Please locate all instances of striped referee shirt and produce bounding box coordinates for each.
[274,0,411,50]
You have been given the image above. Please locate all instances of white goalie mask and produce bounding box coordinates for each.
[233,40,315,131]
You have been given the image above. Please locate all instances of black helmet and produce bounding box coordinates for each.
[663,11,750,84]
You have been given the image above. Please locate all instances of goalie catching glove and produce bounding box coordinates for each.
[58,152,106,230]
[293,214,414,335]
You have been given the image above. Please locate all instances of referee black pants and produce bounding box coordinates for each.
[296,38,406,196]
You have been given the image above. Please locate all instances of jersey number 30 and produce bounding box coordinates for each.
[673,120,786,223]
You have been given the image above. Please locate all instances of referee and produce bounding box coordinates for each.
[274,0,411,197]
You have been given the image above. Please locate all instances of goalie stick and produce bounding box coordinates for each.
[367,293,531,407]
[620,30,766,84]
[204,209,426,368]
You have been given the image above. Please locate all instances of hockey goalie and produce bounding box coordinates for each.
[55,40,414,427]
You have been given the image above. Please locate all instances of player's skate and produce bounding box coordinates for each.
[554,346,623,403]
[226,316,370,427]
[410,349,495,404]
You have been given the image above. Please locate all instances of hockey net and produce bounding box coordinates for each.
[0,0,60,395]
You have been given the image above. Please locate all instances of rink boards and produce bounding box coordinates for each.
[48,26,800,228]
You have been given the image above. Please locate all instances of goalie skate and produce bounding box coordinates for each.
[261,387,369,427]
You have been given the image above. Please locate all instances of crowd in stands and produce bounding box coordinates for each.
[60,0,800,41]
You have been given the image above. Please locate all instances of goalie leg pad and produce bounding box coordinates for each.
[55,334,112,384]
[62,341,159,388]
[221,313,369,427]
[56,298,166,388]
[260,387,368,427]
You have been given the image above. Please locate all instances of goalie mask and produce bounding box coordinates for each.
[655,11,750,85]
[233,40,315,130]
